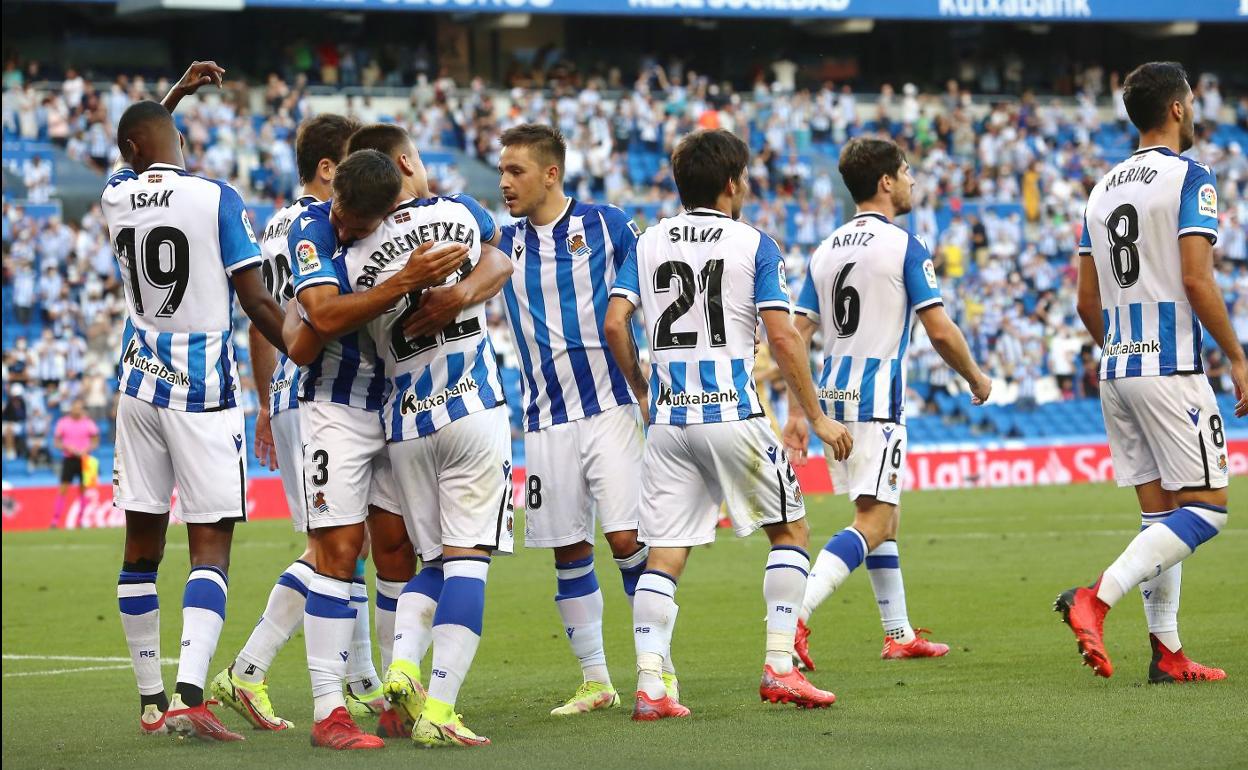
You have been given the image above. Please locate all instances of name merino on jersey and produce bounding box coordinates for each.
[611,208,790,426]
[795,212,943,424]
[259,195,318,414]
[288,201,388,411]
[102,163,262,411]
[499,200,639,432]
[340,194,504,441]
[1079,146,1219,380]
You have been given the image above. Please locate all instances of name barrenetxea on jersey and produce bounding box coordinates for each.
[668,225,723,243]
[356,220,477,288]
[655,384,740,408]
[399,377,480,415]
[1103,164,1158,191]
[122,337,191,387]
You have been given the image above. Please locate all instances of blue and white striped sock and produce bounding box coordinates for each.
[800,527,868,621]
[347,577,380,696]
[374,577,405,673]
[1138,510,1182,652]
[633,570,678,699]
[305,573,355,721]
[236,559,312,685]
[427,557,490,709]
[393,560,443,666]
[1098,504,1227,608]
[764,546,809,674]
[176,566,228,697]
[865,540,914,643]
[118,568,163,699]
[555,555,609,685]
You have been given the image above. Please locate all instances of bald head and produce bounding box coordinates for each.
[117,100,182,172]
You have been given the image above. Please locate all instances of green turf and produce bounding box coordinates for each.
[3,480,1246,769]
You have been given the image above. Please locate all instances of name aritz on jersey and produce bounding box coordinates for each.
[123,338,190,387]
[655,386,739,407]
[825,231,876,249]
[356,221,477,288]
[399,377,479,415]
[1103,339,1161,357]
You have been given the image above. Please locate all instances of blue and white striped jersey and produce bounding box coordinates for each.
[340,194,504,441]
[102,163,262,411]
[258,195,317,415]
[611,208,791,426]
[1080,146,1219,380]
[289,200,388,412]
[795,212,942,424]
[499,199,638,432]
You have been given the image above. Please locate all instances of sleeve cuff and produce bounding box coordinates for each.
[610,288,640,306]
[224,253,264,276]
[295,276,341,295]
[756,300,793,312]
[1178,226,1218,245]
[912,297,944,311]
[1077,246,1093,256]
[794,306,821,321]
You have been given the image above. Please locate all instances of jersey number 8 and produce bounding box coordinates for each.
[1105,204,1141,289]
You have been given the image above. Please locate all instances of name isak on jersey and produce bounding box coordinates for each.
[123,338,190,387]
[128,190,173,210]
[356,221,477,289]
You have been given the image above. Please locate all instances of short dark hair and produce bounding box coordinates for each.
[116,100,172,156]
[1122,62,1190,134]
[332,149,402,219]
[670,129,749,210]
[838,137,906,203]
[347,123,414,158]
[499,123,566,175]
[295,114,361,185]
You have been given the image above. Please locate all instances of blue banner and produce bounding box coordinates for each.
[237,0,1246,22]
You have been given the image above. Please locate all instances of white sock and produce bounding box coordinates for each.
[619,549,676,678]
[800,527,867,621]
[1098,505,1226,608]
[235,560,312,684]
[375,577,404,672]
[176,567,228,692]
[118,568,163,697]
[633,571,678,699]
[426,557,489,708]
[555,555,610,686]
[763,547,809,675]
[1138,512,1182,652]
[346,578,380,695]
[866,540,915,644]
[304,574,355,721]
[392,562,443,668]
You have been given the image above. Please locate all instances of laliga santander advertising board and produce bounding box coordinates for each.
[4,439,1245,531]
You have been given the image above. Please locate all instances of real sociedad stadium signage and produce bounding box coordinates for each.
[81,0,1244,22]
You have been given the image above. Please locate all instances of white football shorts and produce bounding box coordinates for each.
[639,417,805,547]
[112,394,247,524]
[1101,374,1229,491]
[387,406,515,562]
[269,407,306,532]
[828,421,906,506]
[523,404,644,548]
[299,400,391,529]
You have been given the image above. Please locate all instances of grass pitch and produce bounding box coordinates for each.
[3,480,1246,769]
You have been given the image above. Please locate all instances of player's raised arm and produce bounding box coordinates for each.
[403,241,512,339]
[1181,236,1248,417]
[160,60,225,114]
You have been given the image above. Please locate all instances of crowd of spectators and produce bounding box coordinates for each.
[3,57,1247,469]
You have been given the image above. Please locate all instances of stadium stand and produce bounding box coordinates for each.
[3,58,1246,484]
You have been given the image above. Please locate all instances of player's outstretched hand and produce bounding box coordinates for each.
[783,415,810,467]
[254,409,278,471]
[174,61,225,96]
[812,415,853,462]
[970,372,992,405]
[397,241,470,293]
[1231,359,1248,418]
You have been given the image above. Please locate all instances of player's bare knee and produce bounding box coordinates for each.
[554,540,594,563]
[763,520,809,550]
[373,541,416,582]
[1177,487,1229,514]
[644,546,691,579]
[604,530,641,559]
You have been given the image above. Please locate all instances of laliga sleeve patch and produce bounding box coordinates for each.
[241,211,258,243]
[295,239,322,273]
[923,259,939,289]
[777,261,791,299]
[1198,183,1217,219]
[627,219,642,238]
